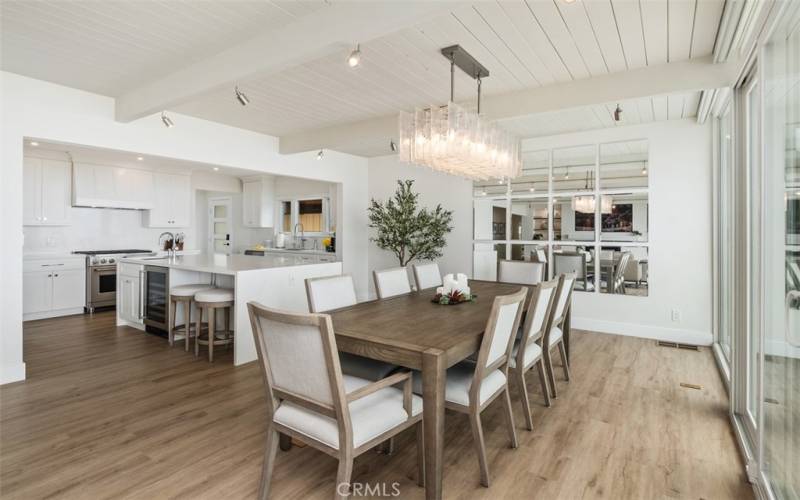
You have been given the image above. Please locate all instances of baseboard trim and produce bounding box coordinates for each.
[571,317,713,346]
[1,362,26,385]
[23,308,84,322]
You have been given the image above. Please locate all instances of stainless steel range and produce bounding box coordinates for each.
[73,249,154,312]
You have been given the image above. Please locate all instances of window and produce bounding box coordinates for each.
[278,196,331,235]
[472,140,650,296]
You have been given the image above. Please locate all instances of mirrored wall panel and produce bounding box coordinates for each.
[473,198,507,240]
[553,145,595,192]
[511,150,549,194]
[473,242,506,281]
[552,244,594,292]
[552,195,596,241]
[510,199,548,241]
[600,140,649,189]
[599,193,649,242]
[597,246,648,296]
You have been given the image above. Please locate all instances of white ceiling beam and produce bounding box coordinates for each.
[115,2,456,123]
[279,56,742,155]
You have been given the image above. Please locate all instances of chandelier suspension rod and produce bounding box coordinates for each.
[450,56,455,102]
[477,75,482,114]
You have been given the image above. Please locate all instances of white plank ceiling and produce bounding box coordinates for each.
[1,0,724,146]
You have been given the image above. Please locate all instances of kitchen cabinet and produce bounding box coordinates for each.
[118,271,142,325]
[144,173,191,227]
[242,175,275,228]
[23,255,86,320]
[72,162,155,209]
[23,156,71,226]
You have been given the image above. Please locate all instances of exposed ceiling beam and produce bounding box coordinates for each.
[115,2,456,123]
[279,56,742,156]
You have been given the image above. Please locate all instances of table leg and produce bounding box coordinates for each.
[422,348,445,500]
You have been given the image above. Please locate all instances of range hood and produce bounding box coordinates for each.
[72,162,155,210]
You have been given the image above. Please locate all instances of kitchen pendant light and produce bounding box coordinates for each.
[235,85,250,106]
[161,111,174,128]
[398,45,521,180]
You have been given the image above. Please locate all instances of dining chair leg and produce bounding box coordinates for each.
[558,341,571,382]
[536,360,552,407]
[208,307,216,363]
[334,456,354,500]
[378,438,395,455]
[415,421,425,487]
[279,432,292,451]
[184,300,192,352]
[468,411,490,487]
[501,388,519,448]
[258,427,279,500]
[514,369,533,431]
[544,349,558,399]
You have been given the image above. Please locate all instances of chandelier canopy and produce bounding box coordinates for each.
[397,45,521,181]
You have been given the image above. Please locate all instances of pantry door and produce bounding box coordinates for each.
[208,197,233,255]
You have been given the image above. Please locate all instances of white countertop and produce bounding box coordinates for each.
[254,247,334,257]
[119,253,337,275]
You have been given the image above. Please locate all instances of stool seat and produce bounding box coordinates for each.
[195,288,234,303]
[170,284,213,297]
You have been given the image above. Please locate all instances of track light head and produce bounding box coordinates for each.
[161,111,174,128]
[390,140,397,152]
[316,149,324,160]
[348,44,361,67]
[235,85,250,106]
[642,166,647,175]
[613,104,622,122]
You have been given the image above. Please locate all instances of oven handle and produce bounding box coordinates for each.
[139,270,147,319]
[92,267,116,273]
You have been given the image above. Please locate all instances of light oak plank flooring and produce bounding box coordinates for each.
[0,312,752,499]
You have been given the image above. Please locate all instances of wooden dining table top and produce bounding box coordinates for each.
[329,280,531,367]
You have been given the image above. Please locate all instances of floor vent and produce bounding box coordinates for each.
[656,340,700,351]
[680,382,702,390]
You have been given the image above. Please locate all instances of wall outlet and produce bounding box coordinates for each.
[671,309,681,322]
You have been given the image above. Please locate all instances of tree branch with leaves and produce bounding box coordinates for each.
[368,180,454,267]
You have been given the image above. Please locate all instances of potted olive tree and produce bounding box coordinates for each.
[368,180,453,267]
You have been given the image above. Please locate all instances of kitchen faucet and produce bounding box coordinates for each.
[158,232,176,258]
[293,223,305,249]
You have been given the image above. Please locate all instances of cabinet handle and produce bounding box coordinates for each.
[41,263,64,267]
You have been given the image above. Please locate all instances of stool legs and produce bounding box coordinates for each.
[184,301,192,352]
[195,307,203,358]
[168,298,176,346]
[208,306,216,363]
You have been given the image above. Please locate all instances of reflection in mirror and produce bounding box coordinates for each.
[510,199,548,240]
[552,244,594,292]
[600,140,648,189]
[552,195,595,241]
[473,176,508,197]
[597,246,648,296]
[473,242,505,281]
[512,150,549,194]
[473,198,507,240]
[600,193,649,242]
[510,243,549,279]
[553,145,595,192]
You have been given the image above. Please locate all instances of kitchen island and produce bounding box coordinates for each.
[116,253,341,365]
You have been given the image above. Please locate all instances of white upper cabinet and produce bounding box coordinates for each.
[23,156,71,226]
[144,172,191,227]
[72,162,154,209]
[242,175,275,228]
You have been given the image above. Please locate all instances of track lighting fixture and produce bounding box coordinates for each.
[390,140,397,152]
[161,111,174,128]
[348,44,361,67]
[642,166,647,175]
[565,167,570,180]
[529,186,535,192]
[613,104,622,122]
[316,150,324,160]
[235,85,250,106]
[137,156,144,161]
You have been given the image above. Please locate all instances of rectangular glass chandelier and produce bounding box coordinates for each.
[398,101,521,181]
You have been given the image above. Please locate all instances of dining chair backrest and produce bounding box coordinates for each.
[553,252,586,279]
[614,252,632,291]
[534,248,547,263]
[551,273,577,325]
[373,267,412,298]
[477,288,528,372]
[247,302,347,424]
[599,249,614,260]
[561,245,577,253]
[305,274,357,313]
[521,278,559,343]
[497,260,544,285]
[412,262,443,290]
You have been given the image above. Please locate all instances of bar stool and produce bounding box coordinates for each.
[169,284,213,351]
[194,288,234,362]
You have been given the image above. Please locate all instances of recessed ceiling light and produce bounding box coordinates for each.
[137,156,144,161]
[213,167,219,171]
[348,44,361,68]
[29,141,39,146]
[161,111,174,128]
[317,150,324,160]
[235,85,249,106]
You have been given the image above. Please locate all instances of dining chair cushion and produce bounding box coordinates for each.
[508,340,543,369]
[412,361,507,407]
[195,288,234,303]
[339,352,397,381]
[170,284,213,297]
[273,374,422,450]
[549,326,563,346]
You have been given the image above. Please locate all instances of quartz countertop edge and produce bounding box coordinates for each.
[118,253,339,275]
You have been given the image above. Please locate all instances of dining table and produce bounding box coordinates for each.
[329,279,571,500]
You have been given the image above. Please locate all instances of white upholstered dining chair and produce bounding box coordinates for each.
[497,260,544,285]
[305,275,397,382]
[411,262,442,290]
[247,302,424,500]
[373,267,412,298]
[542,273,576,398]
[413,287,528,487]
[508,279,558,430]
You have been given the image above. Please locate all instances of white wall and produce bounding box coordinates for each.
[523,119,714,345]
[367,155,473,296]
[0,71,370,384]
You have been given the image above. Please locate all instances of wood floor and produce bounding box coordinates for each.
[1,312,752,499]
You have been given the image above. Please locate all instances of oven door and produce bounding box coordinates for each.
[89,265,117,307]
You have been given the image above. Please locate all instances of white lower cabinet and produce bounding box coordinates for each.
[23,256,86,320]
[118,272,142,324]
